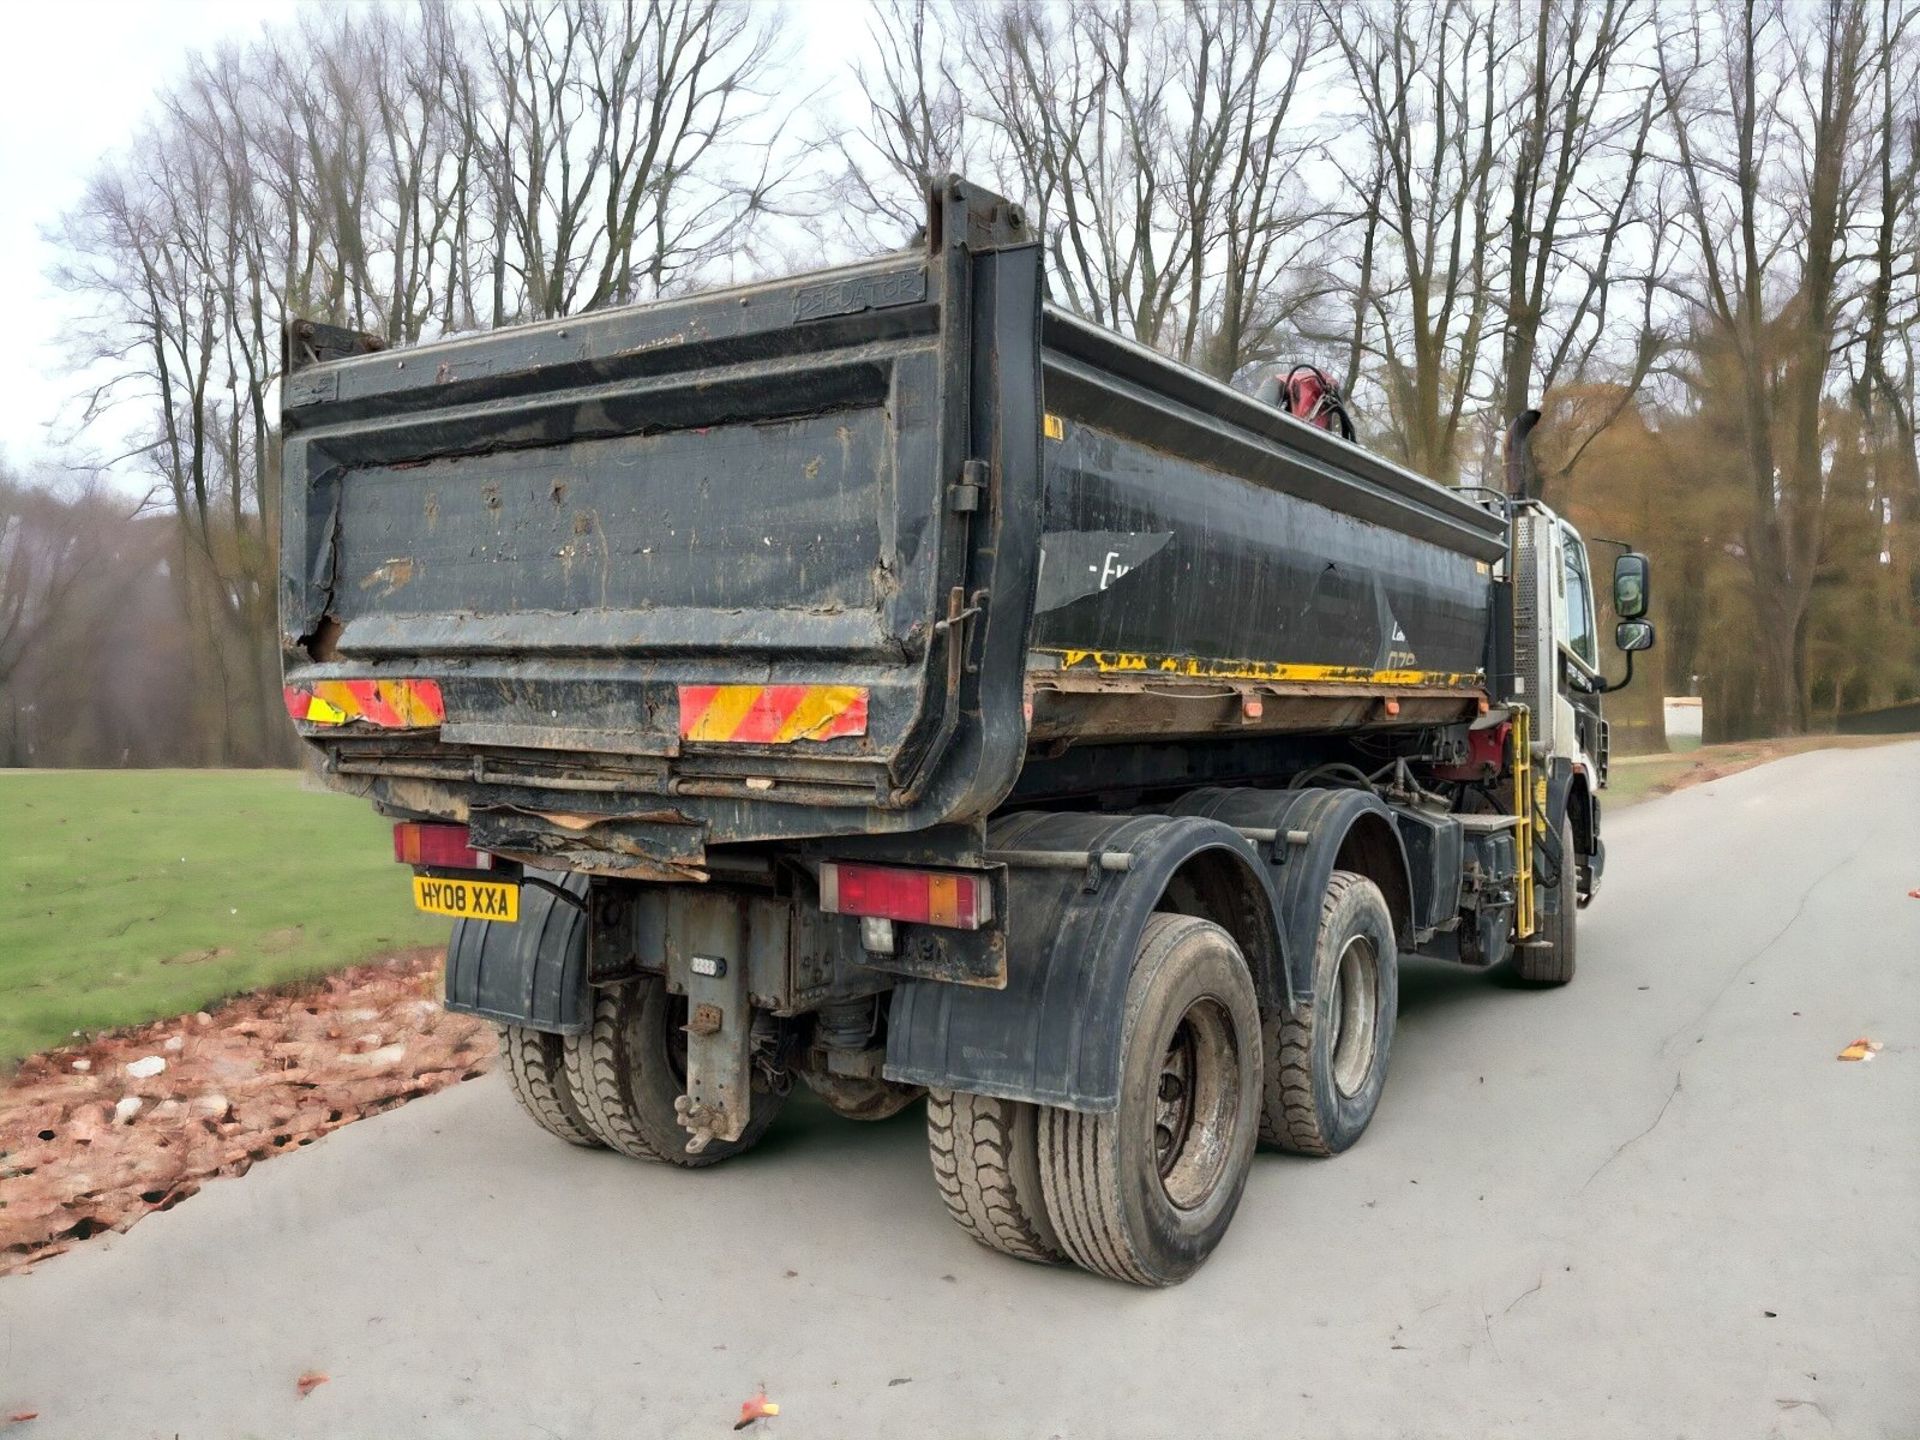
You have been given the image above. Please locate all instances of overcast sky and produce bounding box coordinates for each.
[0,1,307,484]
[0,0,869,492]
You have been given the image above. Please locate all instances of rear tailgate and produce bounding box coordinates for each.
[280,185,1043,864]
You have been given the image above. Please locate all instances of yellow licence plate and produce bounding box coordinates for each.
[412,875,519,922]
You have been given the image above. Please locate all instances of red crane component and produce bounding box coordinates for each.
[1285,367,1335,428]
[1432,720,1512,783]
[1259,364,1356,439]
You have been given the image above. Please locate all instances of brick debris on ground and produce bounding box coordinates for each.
[0,949,493,1275]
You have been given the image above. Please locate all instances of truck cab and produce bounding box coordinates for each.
[1506,498,1655,945]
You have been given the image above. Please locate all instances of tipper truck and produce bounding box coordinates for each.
[279,178,1655,1286]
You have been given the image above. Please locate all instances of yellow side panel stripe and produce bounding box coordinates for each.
[1042,648,1482,689]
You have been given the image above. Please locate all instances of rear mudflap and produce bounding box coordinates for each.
[443,870,589,1033]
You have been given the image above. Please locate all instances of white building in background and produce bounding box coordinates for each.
[1664,696,1704,748]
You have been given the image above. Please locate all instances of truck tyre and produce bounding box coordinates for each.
[1515,816,1578,986]
[926,1089,1063,1265]
[1264,871,1398,1157]
[1036,914,1261,1287]
[563,976,783,1167]
[499,1024,603,1148]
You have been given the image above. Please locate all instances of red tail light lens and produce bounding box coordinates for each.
[818,863,992,930]
[392,822,491,871]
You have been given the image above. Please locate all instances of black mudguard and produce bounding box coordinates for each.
[885,812,1284,1112]
[1542,756,1579,916]
[1169,786,1417,1003]
[442,870,590,1034]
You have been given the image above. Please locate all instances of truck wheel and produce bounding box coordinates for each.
[1515,816,1578,985]
[1264,871,1398,1157]
[563,976,783,1167]
[1036,914,1261,1287]
[499,1024,603,1148]
[926,1089,1063,1265]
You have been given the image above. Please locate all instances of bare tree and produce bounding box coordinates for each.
[49,0,806,764]
[476,0,791,319]
[0,463,147,765]
[1656,0,1886,733]
[1320,0,1512,481]
[58,137,279,763]
[843,0,1328,380]
[1499,0,1665,495]
[1181,0,1330,381]
[0,464,102,692]
[36,0,1920,757]
[957,0,1190,342]
[1847,0,1920,702]
[827,0,975,247]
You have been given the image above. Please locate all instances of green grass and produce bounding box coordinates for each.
[1607,732,1913,807]
[1605,751,1719,806]
[0,770,446,1063]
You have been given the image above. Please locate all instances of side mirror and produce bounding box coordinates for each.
[1616,619,1656,653]
[1613,552,1651,619]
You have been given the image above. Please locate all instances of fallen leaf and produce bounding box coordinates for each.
[296,1371,330,1398]
[1908,889,1920,899]
[7,1412,39,1425]
[888,1377,912,1386]
[1837,1038,1883,1062]
[0,947,492,1278]
[734,1390,780,1430]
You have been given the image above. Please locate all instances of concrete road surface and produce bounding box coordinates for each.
[4,743,1916,1439]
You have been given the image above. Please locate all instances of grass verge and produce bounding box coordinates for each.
[0,769,444,1063]
[1607,732,1914,808]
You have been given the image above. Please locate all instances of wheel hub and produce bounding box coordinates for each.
[1329,935,1379,1098]
[1150,997,1240,1211]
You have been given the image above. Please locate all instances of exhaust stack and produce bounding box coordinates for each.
[1505,408,1541,499]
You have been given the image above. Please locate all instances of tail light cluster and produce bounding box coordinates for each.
[392,821,491,871]
[818,862,992,930]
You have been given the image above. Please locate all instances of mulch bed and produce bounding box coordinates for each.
[0,949,494,1276]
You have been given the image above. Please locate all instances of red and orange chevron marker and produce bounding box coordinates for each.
[283,678,446,729]
[679,684,868,744]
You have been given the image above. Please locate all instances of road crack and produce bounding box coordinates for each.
[1660,842,1863,1059]
[1583,1071,1683,1189]
[1501,1272,1545,1316]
